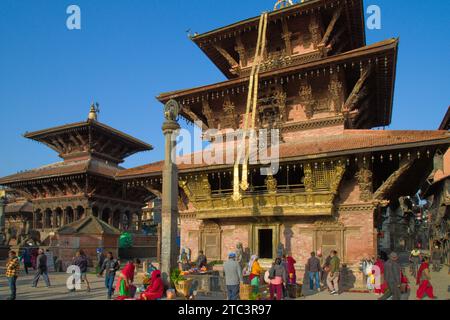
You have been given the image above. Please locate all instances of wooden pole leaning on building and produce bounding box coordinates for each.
[232,12,269,202]
[160,99,181,286]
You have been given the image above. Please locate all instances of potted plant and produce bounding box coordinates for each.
[170,269,192,298]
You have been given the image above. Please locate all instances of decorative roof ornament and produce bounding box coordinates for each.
[88,102,100,121]
[274,0,294,11]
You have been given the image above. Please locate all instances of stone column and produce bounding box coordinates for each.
[160,100,181,285]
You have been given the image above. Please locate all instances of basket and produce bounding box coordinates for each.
[240,284,253,300]
[175,279,193,298]
[287,284,303,298]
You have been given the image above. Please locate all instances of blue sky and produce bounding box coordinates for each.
[0,0,449,177]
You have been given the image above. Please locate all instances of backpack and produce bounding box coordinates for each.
[269,267,276,280]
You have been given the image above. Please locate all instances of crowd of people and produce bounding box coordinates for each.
[3,244,445,301]
[222,249,346,300]
[359,247,440,300]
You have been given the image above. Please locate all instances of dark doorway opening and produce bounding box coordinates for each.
[258,229,273,259]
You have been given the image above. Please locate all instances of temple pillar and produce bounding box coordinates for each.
[83,206,91,218]
[160,100,181,284]
[62,208,68,225]
[128,213,134,231]
[52,210,57,229]
[137,213,143,232]
[32,211,37,230]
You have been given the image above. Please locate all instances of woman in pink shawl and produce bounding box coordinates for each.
[115,260,138,300]
[140,270,164,300]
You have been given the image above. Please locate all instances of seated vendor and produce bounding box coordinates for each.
[196,251,208,269]
[139,270,164,300]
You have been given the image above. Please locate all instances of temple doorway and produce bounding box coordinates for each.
[258,229,273,259]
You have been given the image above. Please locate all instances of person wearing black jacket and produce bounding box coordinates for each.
[98,252,120,299]
[71,250,91,292]
[32,249,51,288]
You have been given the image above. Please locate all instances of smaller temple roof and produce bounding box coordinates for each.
[0,158,121,185]
[57,215,121,235]
[24,120,152,155]
[5,200,33,214]
[116,130,450,179]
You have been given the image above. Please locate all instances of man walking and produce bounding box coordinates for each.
[32,248,51,288]
[5,250,20,300]
[384,252,402,300]
[326,250,340,295]
[98,251,119,299]
[306,252,321,292]
[431,245,441,272]
[223,252,243,300]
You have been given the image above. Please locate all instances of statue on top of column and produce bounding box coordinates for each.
[164,99,180,121]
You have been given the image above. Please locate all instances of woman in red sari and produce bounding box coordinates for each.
[140,270,164,300]
[115,260,137,300]
[416,256,436,300]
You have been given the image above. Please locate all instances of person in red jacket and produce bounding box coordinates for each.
[140,270,164,300]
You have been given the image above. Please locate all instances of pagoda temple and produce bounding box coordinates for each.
[0,105,152,247]
[117,0,449,286]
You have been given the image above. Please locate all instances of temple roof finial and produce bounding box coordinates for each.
[88,102,99,121]
[274,0,294,11]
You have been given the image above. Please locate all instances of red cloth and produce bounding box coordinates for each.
[373,259,386,294]
[375,259,384,274]
[286,256,296,275]
[416,262,428,285]
[269,283,283,300]
[417,280,435,299]
[115,262,136,297]
[140,270,164,300]
[122,262,135,282]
